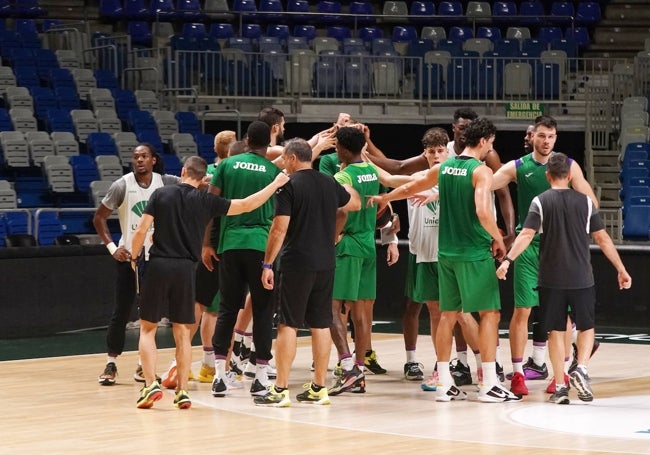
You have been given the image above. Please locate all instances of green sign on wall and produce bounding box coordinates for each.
[505,102,544,119]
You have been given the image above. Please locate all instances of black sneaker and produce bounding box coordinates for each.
[569,367,594,402]
[254,385,291,407]
[364,350,387,374]
[404,362,425,381]
[211,377,228,397]
[349,375,366,393]
[450,360,472,386]
[174,389,192,409]
[568,340,600,374]
[250,378,270,396]
[548,386,570,404]
[496,362,505,382]
[328,365,364,396]
[136,381,163,409]
[478,383,523,403]
[99,362,117,385]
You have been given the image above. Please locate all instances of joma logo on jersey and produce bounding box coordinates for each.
[441,167,468,176]
[357,173,378,184]
[233,161,267,172]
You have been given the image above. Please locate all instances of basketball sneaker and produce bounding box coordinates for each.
[224,370,244,389]
[421,370,439,392]
[450,359,472,386]
[548,386,570,404]
[496,362,505,382]
[197,364,216,383]
[174,389,192,409]
[211,376,228,397]
[332,361,343,378]
[133,365,145,383]
[569,367,594,402]
[404,362,425,381]
[250,378,271,396]
[161,363,178,389]
[478,383,523,403]
[230,354,246,376]
[546,374,570,394]
[364,350,387,374]
[328,365,364,396]
[136,381,163,409]
[568,340,601,374]
[435,383,468,402]
[510,372,529,395]
[99,362,117,386]
[296,382,331,405]
[348,375,366,393]
[522,357,549,380]
[254,385,291,407]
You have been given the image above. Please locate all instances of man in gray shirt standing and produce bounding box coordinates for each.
[497,152,632,405]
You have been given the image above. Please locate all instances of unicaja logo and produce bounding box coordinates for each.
[131,201,148,217]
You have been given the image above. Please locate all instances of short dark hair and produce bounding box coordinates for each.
[463,117,497,147]
[246,121,271,149]
[534,115,558,131]
[547,152,570,179]
[283,138,312,162]
[421,127,449,148]
[229,140,247,156]
[453,108,478,123]
[257,107,285,128]
[183,155,207,180]
[336,127,365,155]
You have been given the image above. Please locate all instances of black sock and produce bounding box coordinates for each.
[274,385,287,392]
[311,383,323,391]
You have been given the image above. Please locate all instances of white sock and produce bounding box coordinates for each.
[107,356,117,364]
[437,361,452,386]
[234,331,244,344]
[482,361,498,387]
[513,360,524,375]
[457,350,468,366]
[474,352,482,370]
[215,359,226,379]
[203,348,215,367]
[532,344,547,366]
[256,363,269,383]
[340,356,354,372]
[406,350,417,363]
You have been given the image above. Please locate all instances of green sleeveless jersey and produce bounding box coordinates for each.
[211,152,281,254]
[438,156,492,261]
[319,153,341,176]
[334,162,379,258]
[515,153,550,229]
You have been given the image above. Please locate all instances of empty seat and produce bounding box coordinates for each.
[88,88,115,111]
[70,109,99,143]
[70,154,100,192]
[51,131,80,158]
[519,0,545,25]
[5,87,34,111]
[503,62,532,97]
[152,110,179,141]
[134,90,160,111]
[55,50,80,69]
[90,180,114,208]
[372,61,400,96]
[43,155,75,192]
[317,1,342,23]
[204,0,234,21]
[170,132,198,160]
[25,131,54,167]
[0,179,17,209]
[9,108,37,132]
[421,26,446,44]
[175,111,201,135]
[96,155,123,181]
[113,131,139,167]
[87,132,117,157]
[128,21,152,47]
[0,131,29,167]
[466,1,491,22]
[382,1,408,23]
[575,1,601,26]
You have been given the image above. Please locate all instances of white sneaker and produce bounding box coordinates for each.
[224,370,243,389]
[435,383,467,402]
[478,383,523,403]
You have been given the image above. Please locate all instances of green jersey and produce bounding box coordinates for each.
[211,152,281,253]
[334,162,379,258]
[515,153,550,230]
[438,156,492,261]
[319,153,341,176]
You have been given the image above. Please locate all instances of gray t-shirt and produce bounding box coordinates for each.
[523,188,605,289]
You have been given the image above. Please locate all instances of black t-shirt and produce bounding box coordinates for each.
[275,169,351,272]
[145,183,231,262]
[523,188,604,289]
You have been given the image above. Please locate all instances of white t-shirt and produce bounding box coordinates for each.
[407,171,440,263]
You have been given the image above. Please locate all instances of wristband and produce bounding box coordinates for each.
[503,256,513,265]
[261,262,273,269]
[106,242,117,255]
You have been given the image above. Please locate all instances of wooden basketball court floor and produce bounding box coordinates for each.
[4,333,650,454]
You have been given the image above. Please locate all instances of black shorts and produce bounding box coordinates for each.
[195,257,219,307]
[276,270,334,329]
[538,286,596,332]
[139,257,196,324]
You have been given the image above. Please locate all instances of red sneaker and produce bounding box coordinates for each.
[161,364,178,390]
[510,372,529,395]
[545,373,570,394]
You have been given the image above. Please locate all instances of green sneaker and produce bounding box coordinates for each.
[174,389,192,409]
[136,381,163,409]
[253,385,291,407]
[296,382,330,405]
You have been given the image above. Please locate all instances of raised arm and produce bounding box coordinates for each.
[362,124,428,175]
[491,160,517,190]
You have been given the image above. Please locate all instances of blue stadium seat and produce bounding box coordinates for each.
[286,0,310,23]
[14,18,37,35]
[150,0,179,21]
[328,26,352,42]
[537,27,563,46]
[193,133,213,159]
[177,0,205,22]
[358,26,382,43]
[259,0,284,22]
[549,1,574,25]
[492,1,516,24]
[576,1,601,26]
[521,39,546,57]
[315,60,343,97]
[534,62,560,98]
[410,1,435,23]
[209,23,234,40]
[623,143,650,168]
[30,87,58,121]
[176,111,201,135]
[241,24,262,41]
[344,61,370,97]
[448,26,473,43]
[349,1,375,24]
[99,0,126,20]
[437,1,463,24]
[392,26,417,44]
[94,70,120,90]
[415,62,442,99]
[36,212,64,246]
[45,109,75,133]
[160,152,182,175]
[87,132,117,157]
[622,205,650,239]
[477,26,501,42]
[15,67,40,89]
[232,0,257,21]
[12,0,46,18]
[293,25,316,42]
[123,0,149,20]
[70,155,100,193]
[136,130,164,154]
[54,87,81,111]
[128,21,152,47]
[318,1,342,23]
[0,108,13,132]
[182,22,207,39]
[564,27,591,49]
[519,0,545,26]
[267,24,290,41]
[112,89,138,123]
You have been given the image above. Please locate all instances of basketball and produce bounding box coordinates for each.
[375,204,392,229]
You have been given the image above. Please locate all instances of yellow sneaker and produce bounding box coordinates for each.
[296,382,330,405]
[197,364,216,383]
